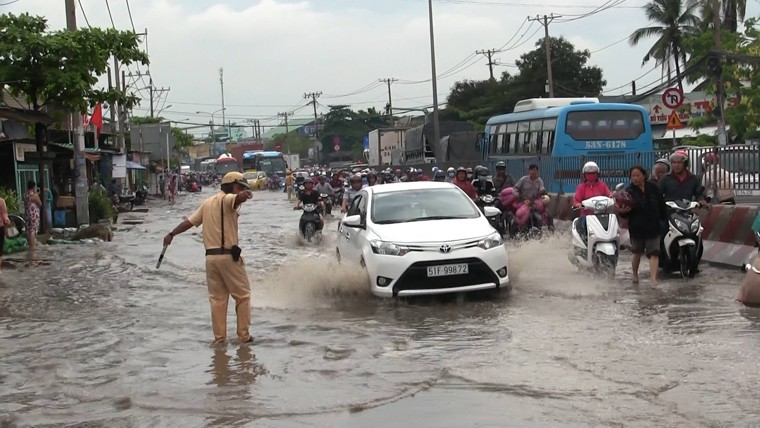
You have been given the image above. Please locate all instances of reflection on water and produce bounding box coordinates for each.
[1,190,759,427]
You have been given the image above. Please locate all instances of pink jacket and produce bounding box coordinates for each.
[0,198,9,226]
[574,181,611,215]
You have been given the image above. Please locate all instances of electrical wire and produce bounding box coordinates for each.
[125,0,137,33]
[104,0,116,28]
[555,0,627,23]
[0,0,21,6]
[77,0,91,28]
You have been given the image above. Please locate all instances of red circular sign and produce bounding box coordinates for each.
[662,87,684,109]
[334,144,341,152]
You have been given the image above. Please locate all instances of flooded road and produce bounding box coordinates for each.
[2,189,759,427]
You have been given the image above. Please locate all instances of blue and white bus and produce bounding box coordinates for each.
[483,98,656,192]
[242,151,287,174]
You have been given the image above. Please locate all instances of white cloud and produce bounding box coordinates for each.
[6,0,756,128]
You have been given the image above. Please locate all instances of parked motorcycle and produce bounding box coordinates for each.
[661,200,704,279]
[568,196,620,277]
[112,194,135,212]
[295,203,321,242]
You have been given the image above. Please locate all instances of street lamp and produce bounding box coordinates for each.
[196,108,226,154]
[427,0,441,149]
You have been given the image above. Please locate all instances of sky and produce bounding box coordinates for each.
[4,0,759,136]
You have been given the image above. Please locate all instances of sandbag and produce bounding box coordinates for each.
[737,253,760,307]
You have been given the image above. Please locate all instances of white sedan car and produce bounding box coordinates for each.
[336,181,510,298]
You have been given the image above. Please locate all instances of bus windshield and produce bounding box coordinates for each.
[258,158,286,173]
[564,110,645,141]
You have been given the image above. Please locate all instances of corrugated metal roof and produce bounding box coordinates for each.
[261,118,314,139]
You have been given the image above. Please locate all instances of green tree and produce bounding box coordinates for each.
[511,36,606,99]
[629,0,700,91]
[444,37,606,127]
[320,106,385,161]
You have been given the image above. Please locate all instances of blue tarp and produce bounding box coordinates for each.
[126,160,146,170]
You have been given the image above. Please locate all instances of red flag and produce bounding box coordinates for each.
[90,103,103,139]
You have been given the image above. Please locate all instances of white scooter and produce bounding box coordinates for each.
[568,196,620,277]
[661,200,704,279]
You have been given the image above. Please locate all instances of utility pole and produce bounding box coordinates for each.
[65,0,89,226]
[148,82,169,118]
[529,14,560,97]
[475,49,502,80]
[278,112,292,154]
[711,0,728,146]
[304,92,322,162]
[631,80,637,96]
[379,78,398,116]
[219,67,226,138]
[427,0,441,152]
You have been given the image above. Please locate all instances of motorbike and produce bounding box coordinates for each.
[661,200,704,279]
[133,185,148,206]
[268,176,281,191]
[568,196,620,277]
[295,203,321,242]
[332,187,344,208]
[477,194,505,236]
[112,193,135,212]
[321,193,333,215]
[187,181,201,193]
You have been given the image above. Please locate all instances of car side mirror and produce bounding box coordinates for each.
[483,206,501,218]
[343,214,365,229]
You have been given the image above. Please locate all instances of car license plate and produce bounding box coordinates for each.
[427,263,468,277]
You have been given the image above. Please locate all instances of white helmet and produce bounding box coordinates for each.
[582,161,599,174]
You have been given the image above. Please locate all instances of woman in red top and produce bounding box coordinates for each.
[574,162,612,214]
[452,167,478,201]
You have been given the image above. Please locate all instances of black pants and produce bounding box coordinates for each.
[0,226,5,257]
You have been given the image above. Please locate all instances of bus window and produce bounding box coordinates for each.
[496,134,505,153]
[529,120,542,153]
[544,131,555,154]
[565,110,646,141]
[543,118,557,131]
[489,134,498,154]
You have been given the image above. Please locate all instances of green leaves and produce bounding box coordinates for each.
[0,12,149,115]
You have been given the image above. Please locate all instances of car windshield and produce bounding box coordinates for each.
[243,173,256,179]
[371,188,480,224]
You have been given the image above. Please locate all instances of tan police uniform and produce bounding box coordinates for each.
[187,189,252,343]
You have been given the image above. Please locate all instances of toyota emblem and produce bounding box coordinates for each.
[439,244,451,253]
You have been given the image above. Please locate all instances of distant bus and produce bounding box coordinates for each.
[483,98,655,192]
[216,154,239,175]
[242,151,287,174]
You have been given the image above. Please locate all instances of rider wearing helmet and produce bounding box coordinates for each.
[433,169,446,182]
[341,174,365,213]
[295,179,324,230]
[452,167,478,200]
[651,158,671,184]
[573,162,612,215]
[445,167,456,183]
[367,172,378,187]
[493,161,515,193]
[658,151,706,204]
[466,167,474,181]
[472,165,497,197]
[701,152,735,204]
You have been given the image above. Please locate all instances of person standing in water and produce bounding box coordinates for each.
[23,180,42,263]
[163,172,254,344]
[619,166,667,285]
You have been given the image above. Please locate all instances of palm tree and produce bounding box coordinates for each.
[630,0,701,91]
[699,0,747,32]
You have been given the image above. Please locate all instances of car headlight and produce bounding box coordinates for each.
[674,218,690,233]
[370,240,408,256]
[478,232,503,250]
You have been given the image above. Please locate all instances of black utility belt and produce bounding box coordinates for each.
[205,246,242,261]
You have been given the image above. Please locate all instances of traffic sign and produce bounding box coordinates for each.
[334,144,341,152]
[665,111,685,130]
[662,87,684,109]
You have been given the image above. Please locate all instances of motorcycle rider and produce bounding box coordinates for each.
[651,158,670,185]
[701,152,736,205]
[329,171,343,189]
[493,161,516,193]
[367,172,378,187]
[573,162,612,238]
[433,170,446,182]
[295,179,324,231]
[452,167,478,201]
[513,164,549,231]
[472,166,497,197]
[658,151,707,204]
[445,167,456,183]
[341,174,365,213]
[466,167,474,181]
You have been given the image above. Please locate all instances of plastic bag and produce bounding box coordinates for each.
[5,224,18,238]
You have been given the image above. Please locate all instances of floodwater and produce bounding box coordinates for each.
[1,188,759,427]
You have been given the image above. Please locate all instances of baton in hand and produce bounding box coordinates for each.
[156,245,168,269]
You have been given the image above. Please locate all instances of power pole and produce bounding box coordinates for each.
[278,112,292,154]
[304,92,322,162]
[475,49,502,80]
[711,0,728,146]
[427,0,441,152]
[65,0,89,226]
[219,67,226,137]
[379,78,398,116]
[529,14,560,97]
[148,82,169,118]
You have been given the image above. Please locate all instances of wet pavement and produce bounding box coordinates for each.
[1,188,759,427]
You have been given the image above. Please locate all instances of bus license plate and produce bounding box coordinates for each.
[427,264,468,277]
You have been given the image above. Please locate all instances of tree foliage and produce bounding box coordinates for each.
[0,13,149,115]
[320,106,386,160]
[444,37,606,127]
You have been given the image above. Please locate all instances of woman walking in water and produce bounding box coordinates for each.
[0,194,10,271]
[619,166,667,285]
[23,180,42,262]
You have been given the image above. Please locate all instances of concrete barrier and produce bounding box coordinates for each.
[547,193,758,267]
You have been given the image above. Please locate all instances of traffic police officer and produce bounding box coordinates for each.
[163,171,254,344]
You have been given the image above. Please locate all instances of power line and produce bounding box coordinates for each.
[77,0,91,28]
[104,0,116,28]
[125,0,137,33]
